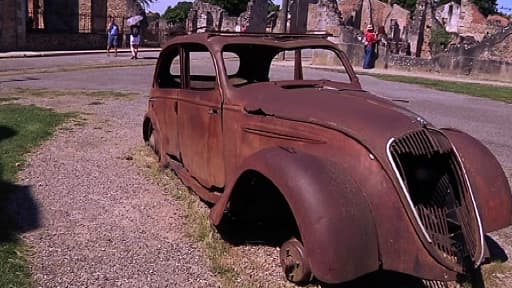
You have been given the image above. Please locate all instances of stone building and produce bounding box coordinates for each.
[337,0,410,40]
[436,0,510,41]
[306,0,344,35]
[1,0,142,52]
[186,0,267,32]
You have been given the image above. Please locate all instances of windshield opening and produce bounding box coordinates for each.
[222,44,353,87]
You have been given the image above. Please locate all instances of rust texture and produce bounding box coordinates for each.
[143,32,512,285]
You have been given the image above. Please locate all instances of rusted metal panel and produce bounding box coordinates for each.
[442,128,512,233]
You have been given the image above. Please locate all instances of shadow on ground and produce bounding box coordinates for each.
[0,125,40,242]
[218,207,509,288]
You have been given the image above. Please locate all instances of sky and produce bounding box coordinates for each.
[147,0,512,14]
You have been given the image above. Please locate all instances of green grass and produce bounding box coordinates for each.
[0,242,31,288]
[0,104,71,288]
[374,75,512,104]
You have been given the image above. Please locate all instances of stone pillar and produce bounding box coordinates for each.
[245,0,267,32]
[360,0,372,31]
[92,0,107,33]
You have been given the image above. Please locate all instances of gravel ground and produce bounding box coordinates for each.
[3,56,511,287]
[14,94,220,287]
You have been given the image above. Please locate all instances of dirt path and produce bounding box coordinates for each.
[14,94,219,287]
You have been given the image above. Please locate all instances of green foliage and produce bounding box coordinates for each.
[430,27,451,54]
[471,0,498,16]
[163,2,193,24]
[392,0,417,12]
[205,0,250,16]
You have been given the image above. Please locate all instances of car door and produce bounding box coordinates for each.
[177,43,225,189]
[150,45,181,159]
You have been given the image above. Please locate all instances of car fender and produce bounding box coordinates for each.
[210,147,379,283]
[442,128,512,233]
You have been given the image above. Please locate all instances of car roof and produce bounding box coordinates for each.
[161,32,339,51]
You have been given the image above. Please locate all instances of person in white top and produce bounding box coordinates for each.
[130,25,141,59]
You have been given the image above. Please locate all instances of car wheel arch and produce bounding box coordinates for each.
[210,147,380,283]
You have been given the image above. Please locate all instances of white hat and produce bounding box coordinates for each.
[367,24,374,30]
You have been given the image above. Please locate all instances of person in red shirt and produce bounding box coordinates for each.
[363,24,378,69]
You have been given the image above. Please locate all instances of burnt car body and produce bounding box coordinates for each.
[143,32,512,284]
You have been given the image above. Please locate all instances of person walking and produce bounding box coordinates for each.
[129,25,141,60]
[363,24,378,69]
[107,17,120,57]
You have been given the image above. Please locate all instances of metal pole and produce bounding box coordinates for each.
[279,0,289,34]
[279,0,289,60]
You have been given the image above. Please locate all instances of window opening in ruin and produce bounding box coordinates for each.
[27,0,45,30]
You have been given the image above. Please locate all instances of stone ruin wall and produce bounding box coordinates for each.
[436,2,461,33]
[484,33,512,62]
[186,0,267,32]
[338,0,362,26]
[307,0,344,35]
[385,5,410,40]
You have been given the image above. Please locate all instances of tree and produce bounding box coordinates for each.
[205,0,250,16]
[163,2,193,24]
[471,0,497,16]
[391,0,497,17]
[135,0,157,8]
[268,0,280,13]
[392,0,418,12]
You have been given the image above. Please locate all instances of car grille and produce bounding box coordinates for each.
[388,129,482,270]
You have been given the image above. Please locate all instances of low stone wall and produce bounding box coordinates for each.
[331,42,512,83]
[24,33,111,51]
[382,54,512,82]
[434,55,512,82]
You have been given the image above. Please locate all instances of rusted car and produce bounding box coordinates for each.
[143,32,512,285]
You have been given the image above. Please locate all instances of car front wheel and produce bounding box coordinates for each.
[280,237,312,284]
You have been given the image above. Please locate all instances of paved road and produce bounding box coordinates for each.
[1,53,510,175]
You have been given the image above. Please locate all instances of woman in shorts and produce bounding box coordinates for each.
[130,25,141,60]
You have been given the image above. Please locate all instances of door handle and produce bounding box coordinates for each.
[208,108,218,115]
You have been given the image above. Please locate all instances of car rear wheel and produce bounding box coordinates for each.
[280,237,312,284]
[148,127,160,161]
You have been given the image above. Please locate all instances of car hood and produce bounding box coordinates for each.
[236,82,428,159]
